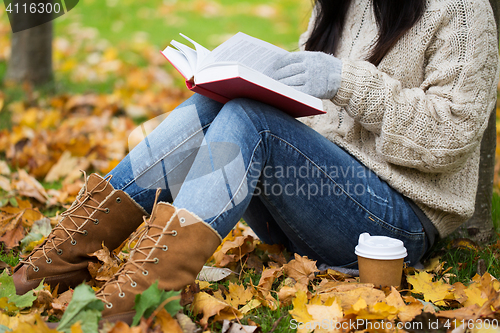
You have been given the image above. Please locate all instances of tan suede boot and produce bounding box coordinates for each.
[95,195,222,325]
[13,173,148,295]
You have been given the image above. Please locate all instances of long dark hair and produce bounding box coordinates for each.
[305,0,427,65]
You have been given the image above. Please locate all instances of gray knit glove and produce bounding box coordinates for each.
[269,51,342,99]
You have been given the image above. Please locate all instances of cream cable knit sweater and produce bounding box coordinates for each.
[298,0,499,237]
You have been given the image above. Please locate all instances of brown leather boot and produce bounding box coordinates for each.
[95,196,222,325]
[13,173,148,295]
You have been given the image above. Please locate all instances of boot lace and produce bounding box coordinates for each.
[97,189,176,308]
[20,171,113,271]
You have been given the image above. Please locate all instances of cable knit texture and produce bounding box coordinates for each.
[298,0,499,237]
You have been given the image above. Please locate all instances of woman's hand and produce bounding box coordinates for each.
[269,51,342,99]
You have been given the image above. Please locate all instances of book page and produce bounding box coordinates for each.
[161,46,194,79]
[179,33,211,71]
[170,40,198,75]
[200,32,287,75]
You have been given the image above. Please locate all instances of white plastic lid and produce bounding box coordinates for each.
[355,233,407,260]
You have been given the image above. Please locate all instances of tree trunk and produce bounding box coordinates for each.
[5,7,53,86]
[459,0,500,243]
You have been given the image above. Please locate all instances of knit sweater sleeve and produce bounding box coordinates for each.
[332,0,499,173]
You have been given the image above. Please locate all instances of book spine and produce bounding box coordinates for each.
[186,81,231,104]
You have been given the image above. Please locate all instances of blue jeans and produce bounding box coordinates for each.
[107,94,427,267]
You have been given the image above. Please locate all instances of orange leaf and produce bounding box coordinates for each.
[154,309,183,333]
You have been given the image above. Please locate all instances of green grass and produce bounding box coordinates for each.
[54,0,310,51]
[439,247,500,285]
[0,244,20,267]
[243,305,294,332]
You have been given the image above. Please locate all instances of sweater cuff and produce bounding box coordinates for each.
[331,58,376,119]
[332,60,353,107]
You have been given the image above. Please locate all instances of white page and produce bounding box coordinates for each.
[161,46,193,79]
[200,32,287,75]
[179,33,211,72]
[170,40,198,75]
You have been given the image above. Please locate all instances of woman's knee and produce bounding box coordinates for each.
[219,98,277,128]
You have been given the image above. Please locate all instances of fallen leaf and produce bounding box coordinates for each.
[221,319,260,333]
[56,284,103,333]
[0,160,10,175]
[44,151,89,183]
[283,253,319,285]
[191,292,242,327]
[197,266,233,282]
[132,281,182,326]
[289,290,313,325]
[14,170,49,203]
[107,321,143,333]
[239,299,261,314]
[213,235,255,267]
[154,309,183,333]
[175,312,197,333]
[407,271,453,306]
[0,216,25,249]
[225,282,254,308]
[88,244,120,282]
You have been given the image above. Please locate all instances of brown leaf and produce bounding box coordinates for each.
[33,289,54,312]
[13,170,49,203]
[282,253,318,285]
[50,289,73,313]
[88,244,120,282]
[191,292,242,327]
[213,235,255,267]
[180,283,200,307]
[0,218,25,248]
[257,267,282,297]
[245,254,264,274]
[437,305,481,320]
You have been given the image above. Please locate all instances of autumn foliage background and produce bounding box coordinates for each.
[1,0,500,332]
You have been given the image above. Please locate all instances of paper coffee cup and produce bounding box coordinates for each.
[355,233,407,287]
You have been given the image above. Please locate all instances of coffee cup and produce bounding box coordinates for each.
[355,233,407,287]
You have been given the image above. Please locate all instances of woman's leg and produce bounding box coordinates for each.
[172,98,427,266]
[106,94,224,213]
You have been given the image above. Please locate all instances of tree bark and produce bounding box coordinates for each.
[5,10,53,86]
[459,0,500,243]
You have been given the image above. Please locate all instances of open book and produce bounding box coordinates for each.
[161,32,325,118]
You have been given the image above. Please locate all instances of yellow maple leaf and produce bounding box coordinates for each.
[306,297,343,323]
[225,282,254,308]
[464,285,487,307]
[290,290,314,325]
[385,287,422,322]
[407,271,452,305]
